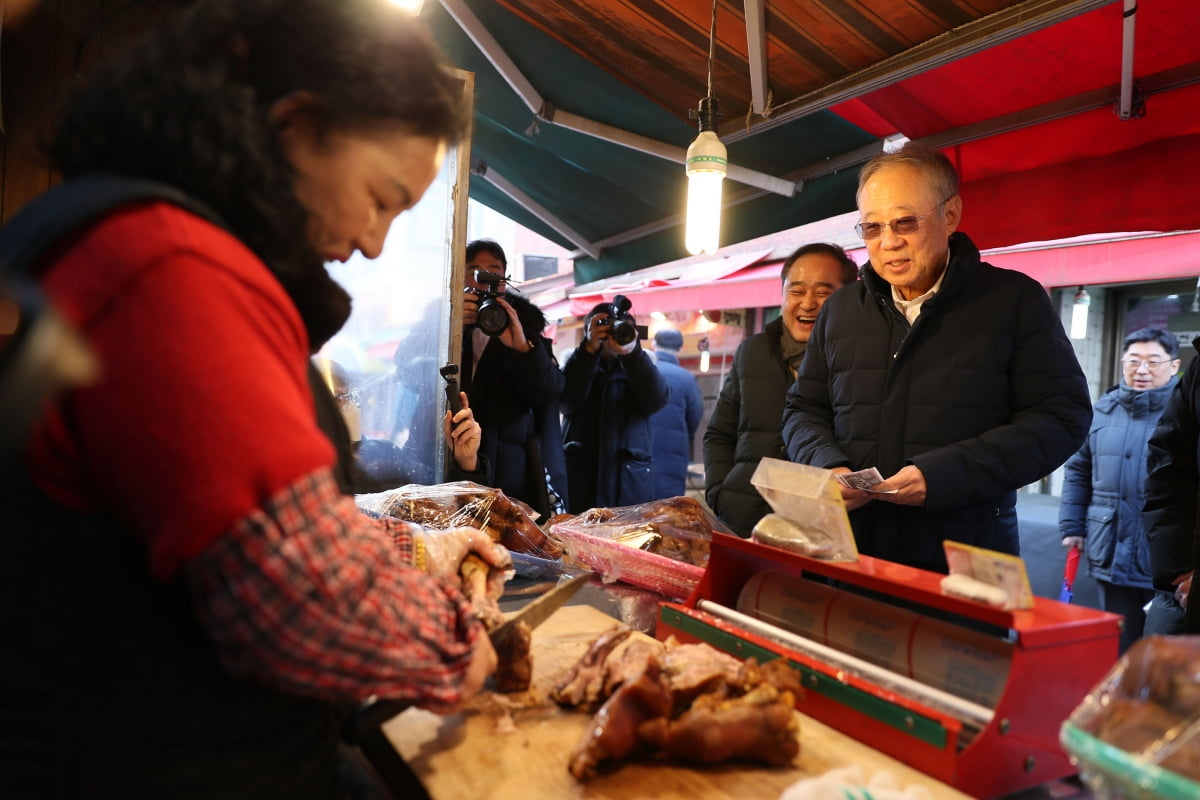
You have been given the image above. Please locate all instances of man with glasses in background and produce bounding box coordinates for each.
[1059,329,1179,652]
[782,143,1092,573]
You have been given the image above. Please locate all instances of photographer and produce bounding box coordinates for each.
[561,298,670,513]
[461,239,568,518]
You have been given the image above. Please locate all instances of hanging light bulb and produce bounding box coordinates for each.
[684,0,726,256]
[686,98,726,255]
[387,0,426,13]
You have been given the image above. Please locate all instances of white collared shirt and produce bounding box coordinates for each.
[891,255,950,325]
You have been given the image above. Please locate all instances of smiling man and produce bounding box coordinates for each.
[704,243,857,536]
[781,144,1092,572]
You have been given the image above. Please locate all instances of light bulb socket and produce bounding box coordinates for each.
[691,96,720,133]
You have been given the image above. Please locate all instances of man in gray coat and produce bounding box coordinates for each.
[782,144,1092,573]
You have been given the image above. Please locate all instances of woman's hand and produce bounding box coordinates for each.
[460,634,498,702]
[1061,536,1084,550]
[444,393,481,472]
[417,526,512,581]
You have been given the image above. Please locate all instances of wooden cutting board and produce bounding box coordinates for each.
[382,604,972,800]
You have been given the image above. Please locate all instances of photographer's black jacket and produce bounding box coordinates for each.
[462,291,567,516]
[560,341,670,512]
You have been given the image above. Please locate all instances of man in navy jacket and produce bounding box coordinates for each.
[782,144,1092,573]
[561,302,669,512]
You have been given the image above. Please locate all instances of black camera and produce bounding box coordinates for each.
[468,270,509,337]
[606,294,647,347]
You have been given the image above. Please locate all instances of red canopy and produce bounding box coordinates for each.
[832,0,1200,250]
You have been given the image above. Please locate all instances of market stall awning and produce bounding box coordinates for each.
[425,0,1200,283]
[556,228,1200,318]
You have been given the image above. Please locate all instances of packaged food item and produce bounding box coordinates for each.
[356,481,561,560]
[549,496,727,598]
[749,459,858,562]
[1060,635,1200,799]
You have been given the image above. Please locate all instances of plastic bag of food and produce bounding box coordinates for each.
[357,481,561,560]
[749,459,859,562]
[1060,635,1200,799]
[548,496,728,598]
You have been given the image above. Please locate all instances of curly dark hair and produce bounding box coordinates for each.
[51,0,468,348]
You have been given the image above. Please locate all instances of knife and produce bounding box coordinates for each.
[489,572,591,649]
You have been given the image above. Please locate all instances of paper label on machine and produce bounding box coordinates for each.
[942,540,1035,610]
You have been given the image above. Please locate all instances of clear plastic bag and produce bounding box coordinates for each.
[749,459,859,562]
[1060,635,1200,799]
[356,480,562,560]
[549,496,728,598]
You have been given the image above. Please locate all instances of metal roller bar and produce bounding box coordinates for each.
[695,599,995,732]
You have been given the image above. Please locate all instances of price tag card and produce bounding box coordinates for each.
[942,540,1035,610]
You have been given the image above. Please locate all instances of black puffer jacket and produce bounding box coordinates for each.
[1144,339,1200,632]
[462,291,567,517]
[782,232,1092,572]
[703,317,792,536]
[561,342,669,513]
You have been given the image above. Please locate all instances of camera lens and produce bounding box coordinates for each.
[477,298,509,336]
[610,317,637,346]
[606,294,637,346]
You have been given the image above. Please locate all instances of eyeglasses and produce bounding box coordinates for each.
[855,196,955,240]
[1122,357,1176,370]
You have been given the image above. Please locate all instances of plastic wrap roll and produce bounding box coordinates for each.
[735,570,1012,711]
[825,591,920,677]
[910,617,1012,709]
[736,570,836,643]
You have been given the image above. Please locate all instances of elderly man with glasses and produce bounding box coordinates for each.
[1060,328,1179,652]
[782,143,1092,574]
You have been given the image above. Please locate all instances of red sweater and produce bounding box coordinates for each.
[27,201,480,708]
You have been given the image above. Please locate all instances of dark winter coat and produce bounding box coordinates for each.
[462,292,567,518]
[703,317,792,537]
[1060,378,1176,587]
[650,350,704,500]
[561,342,670,512]
[1144,340,1200,632]
[782,232,1092,572]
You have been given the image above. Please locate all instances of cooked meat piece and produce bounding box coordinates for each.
[1090,698,1185,754]
[493,620,533,693]
[553,497,716,566]
[1158,729,1200,781]
[641,682,799,767]
[603,638,667,698]
[370,481,562,559]
[561,629,806,780]
[567,658,673,781]
[469,490,563,559]
[552,626,633,709]
[741,657,806,698]
[661,640,745,707]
